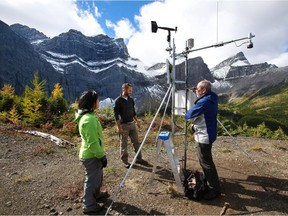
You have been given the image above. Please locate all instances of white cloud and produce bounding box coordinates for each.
[127,0,288,68]
[74,9,104,36]
[0,0,104,37]
[94,7,101,18]
[1,0,287,68]
[106,18,136,42]
[268,52,288,67]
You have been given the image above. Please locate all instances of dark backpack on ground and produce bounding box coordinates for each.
[183,170,208,200]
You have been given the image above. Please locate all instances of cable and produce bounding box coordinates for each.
[217,118,262,169]
[234,41,248,47]
[217,118,288,196]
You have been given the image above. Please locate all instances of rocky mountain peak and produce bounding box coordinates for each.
[57,29,87,41]
[211,52,250,71]
[10,23,48,44]
[211,52,264,80]
[37,30,129,62]
[233,51,250,64]
[1,20,287,115]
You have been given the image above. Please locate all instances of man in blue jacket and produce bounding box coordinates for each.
[185,80,221,200]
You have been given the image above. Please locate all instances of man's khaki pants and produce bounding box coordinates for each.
[120,122,142,163]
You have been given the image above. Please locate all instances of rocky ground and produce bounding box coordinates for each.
[0,125,288,215]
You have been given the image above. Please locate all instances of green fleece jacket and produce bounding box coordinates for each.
[75,111,105,159]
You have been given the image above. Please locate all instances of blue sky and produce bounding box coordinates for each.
[0,0,288,68]
[76,0,151,36]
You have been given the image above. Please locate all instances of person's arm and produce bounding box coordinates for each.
[133,115,140,128]
[114,99,124,134]
[132,98,140,128]
[116,119,124,134]
[82,117,105,158]
[185,99,207,122]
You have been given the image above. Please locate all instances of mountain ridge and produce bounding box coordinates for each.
[1,20,287,115]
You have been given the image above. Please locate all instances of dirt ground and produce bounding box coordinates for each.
[0,124,288,215]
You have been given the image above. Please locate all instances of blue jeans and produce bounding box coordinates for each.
[81,158,103,211]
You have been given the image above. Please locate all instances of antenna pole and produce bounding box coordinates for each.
[217,1,219,43]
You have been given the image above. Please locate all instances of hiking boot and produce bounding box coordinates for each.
[203,189,221,200]
[123,161,131,168]
[135,158,150,166]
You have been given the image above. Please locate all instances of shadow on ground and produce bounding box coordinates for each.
[211,175,288,214]
[108,202,164,215]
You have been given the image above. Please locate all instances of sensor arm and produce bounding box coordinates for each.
[183,34,255,55]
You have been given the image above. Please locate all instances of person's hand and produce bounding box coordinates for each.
[188,123,195,133]
[118,126,124,135]
[135,121,140,129]
[100,156,107,168]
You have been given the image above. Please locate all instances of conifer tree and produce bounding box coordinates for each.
[0,84,16,112]
[49,83,68,115]
[8,105,22,124]
[22,72,49,126]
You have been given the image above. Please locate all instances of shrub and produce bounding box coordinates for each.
[40,122,53,131]
[15,176,32,184]
[234,122,253,137]
[62,121,78,136]
[252,122,273,138]
[33,144,55,156]
[8,105,22,124]
[272,127,288,140]
[97,106,115,128]
[0,84,21,113]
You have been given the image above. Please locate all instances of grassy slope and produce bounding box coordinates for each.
[219,83,288,134]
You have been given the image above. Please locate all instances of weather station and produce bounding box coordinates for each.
[149,20,255,194]
[105,17,256,216]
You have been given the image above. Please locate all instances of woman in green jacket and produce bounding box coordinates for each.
[75,90,108,214]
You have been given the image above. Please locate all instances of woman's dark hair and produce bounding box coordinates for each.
[78,90,98,111]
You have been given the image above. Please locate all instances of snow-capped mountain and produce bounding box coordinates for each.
[210,52,278,94]
[211,51,277,80]
[211,52,251,79]
[10,23,49,44]
[1,20,287,114]
[1,21,168,113]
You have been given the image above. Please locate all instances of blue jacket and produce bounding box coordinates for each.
[184,91,218,144]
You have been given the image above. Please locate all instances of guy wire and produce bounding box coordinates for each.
[217,118,261,170]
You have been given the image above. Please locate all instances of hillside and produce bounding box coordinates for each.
[219,80,288,134]
[1,125,287,215]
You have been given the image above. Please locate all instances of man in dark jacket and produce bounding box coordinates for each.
[114,83,148,168]
[185,80,221,200]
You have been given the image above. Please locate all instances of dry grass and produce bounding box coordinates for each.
[32,143,55,156]
[248,143,265,152]
[58,180,84,201]
[14,176,32,184]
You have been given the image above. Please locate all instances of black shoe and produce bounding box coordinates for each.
[123,161,131,168]
[96,191,110,201]
[83,204,105,215]
[203,190,221,200]
[136,159,150,166]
